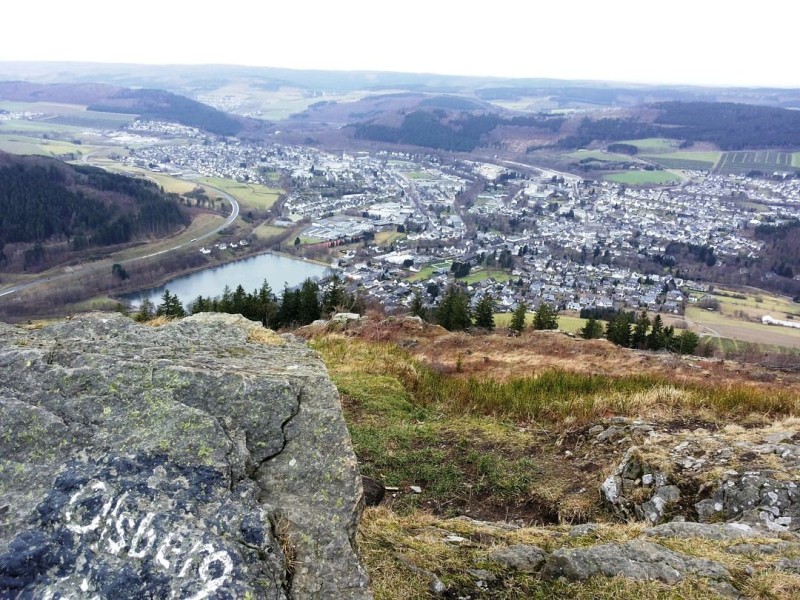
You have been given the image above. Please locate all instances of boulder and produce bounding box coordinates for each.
[0,313,371,599]
[601,448,677,524]
[361,476,385,507]
[487,544,547,572]
[645,522,761,541]
[541,539,731,586]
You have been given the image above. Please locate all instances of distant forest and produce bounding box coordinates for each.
[354,102,800,152]
[558,102,800,150]
[0,158,187,250]
[353,111,564,152]
[89,89,243,136]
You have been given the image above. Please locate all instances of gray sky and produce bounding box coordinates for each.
[3,0,798,87]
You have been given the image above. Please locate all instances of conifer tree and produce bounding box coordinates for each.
[474,294,495,330]
[509,302,527,335]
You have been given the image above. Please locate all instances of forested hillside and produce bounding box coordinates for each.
[0,153,187,260]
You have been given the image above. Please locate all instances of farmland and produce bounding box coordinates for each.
[567,149,639,163]
[641,151,721,170]
[603,170,683,185]
[717,150,799,174]
[196,176,283,211]
[618,138,679,152]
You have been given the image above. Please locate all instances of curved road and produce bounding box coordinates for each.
[0,183,239,300]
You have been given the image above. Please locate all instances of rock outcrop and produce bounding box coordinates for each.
[0,313,371,599]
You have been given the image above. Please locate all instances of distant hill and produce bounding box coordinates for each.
[0,81,245,135]
[0,151,188,269]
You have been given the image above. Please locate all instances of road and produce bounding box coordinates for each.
[0,181,239,301]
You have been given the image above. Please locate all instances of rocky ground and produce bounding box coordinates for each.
[303,315,800,599]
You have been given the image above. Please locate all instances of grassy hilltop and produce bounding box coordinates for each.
[298,316,800,599]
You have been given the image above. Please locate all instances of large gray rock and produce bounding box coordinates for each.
[541,539,731,586]
[0,313,370,599]
[645,522,761,541]
[487,544,547,572]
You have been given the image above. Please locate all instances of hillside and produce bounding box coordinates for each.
[0,151,188,270]
[298,315,800,599]
[0,81,246,135]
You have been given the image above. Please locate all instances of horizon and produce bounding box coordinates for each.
[1,1,799,89]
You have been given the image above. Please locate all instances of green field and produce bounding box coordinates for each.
[459,269,514,285]
[619,138,679,152]
[603,170,683,185]
[196,177,282,210]
[493,313,593,334]
[793,153,800,168]
[97,163,199,195]
[642,151,721,170]
[567,149,638,163]
[717,150,798,174]
[408,262,451,282]
[252,223,289,239]
[374,230,407,246]
[0,134,96,158]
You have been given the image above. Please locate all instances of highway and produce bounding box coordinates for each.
[0,183,239,301]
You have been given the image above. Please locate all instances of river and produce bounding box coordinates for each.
[125,252,330,309]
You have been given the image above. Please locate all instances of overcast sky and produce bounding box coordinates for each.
[2,1,798,88]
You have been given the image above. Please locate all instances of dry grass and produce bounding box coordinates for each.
[246,326,285,345]
[141,315,175,327]
[357,507,795,599]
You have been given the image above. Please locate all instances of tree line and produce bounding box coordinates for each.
[410,286,559,334]
[579,309,699,355]
[136,274,362,329]
[0,159,187,248]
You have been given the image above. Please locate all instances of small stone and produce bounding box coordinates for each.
[569,523,599,538]
[588,425,605,435]
[409,485,423,494]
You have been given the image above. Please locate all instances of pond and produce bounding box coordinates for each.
[125,252,330,309]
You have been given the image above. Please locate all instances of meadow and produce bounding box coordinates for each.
[196,176,283,211]
[603,170,683,185]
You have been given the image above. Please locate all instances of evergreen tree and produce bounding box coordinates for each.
[606,312,633,347]
[156,289,185,318]
[579,317,603,339]
[322,273,346,316]
[189,295,211,314]
[533,303,559,330]
[275,285,300,328]
[631,310,651,349]
[509,302,527,335]
[410,292,427,320]
[298,279,321,325]
[436,286,472,331]
[647,314,665,350]
[253,280,278,326]
[675,330,700,355]
[474,294,495,330]
[135,298,154,322]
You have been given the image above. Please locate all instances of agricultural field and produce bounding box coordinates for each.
[196,176,283,211]
[493,313,591,334]
[374,230,407,246]
[566,149,639,163]
[717,150,799,174]
[458,269,514,285]
[96,162,199,195]
[0,134,98,158]
[686,304,800,349]
[641,151,721,171]
[792,152,800,168]
[408,262,451,282]
[603,170,683,185]
[618,138,679,152]
[252,223,289,239]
